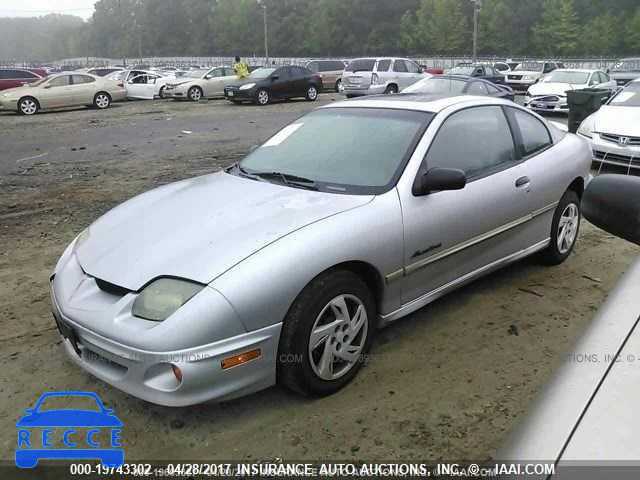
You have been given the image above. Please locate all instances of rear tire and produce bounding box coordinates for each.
[277,270,376,397]
[18,97,39,115]
[335,79,343,93]
[158,86,166,99]
[539,190,581,265]
[93,92,111,109]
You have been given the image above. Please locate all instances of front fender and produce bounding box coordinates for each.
[210,191,404,332]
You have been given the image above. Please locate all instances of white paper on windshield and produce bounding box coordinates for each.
[263,123,303,147]
[611,91,636,103]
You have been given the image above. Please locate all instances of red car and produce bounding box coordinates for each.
[0,68,46,91]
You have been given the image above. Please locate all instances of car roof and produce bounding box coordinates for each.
[324,94,513,114]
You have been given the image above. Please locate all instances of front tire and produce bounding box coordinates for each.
[306,85,318,101]
[256,88,270,105]
[277,270,376,397]
[158,86,167,99]
[18,97,39,115]
[93,92,111,109]
[335,79,343,93]
[188,86,203,102]
[384,84,399,94]
[539,190,581,265]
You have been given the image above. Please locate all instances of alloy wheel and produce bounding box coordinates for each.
[95,94,110,109]
[308,294,368,381]
[20,99,37,115]
[189,88,202,101]
[557,203,579,254]
[307,86,318,100]
[257,90,269,105]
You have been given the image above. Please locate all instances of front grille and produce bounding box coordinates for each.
[594,150,640,166]
[508,75,521,80]
[600,133,640,146]
[534,96,560,103]
[95,278,131,296]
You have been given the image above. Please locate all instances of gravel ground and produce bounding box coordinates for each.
[1,94,638,464]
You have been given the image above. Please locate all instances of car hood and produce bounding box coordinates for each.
[76,171,372,291]
[168,78,199,87]
[528,82,577,96]
[227,77,262,88]
[1,85,31,97]
[594,105,640,136]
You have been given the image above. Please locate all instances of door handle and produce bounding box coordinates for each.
[515,176,531,188]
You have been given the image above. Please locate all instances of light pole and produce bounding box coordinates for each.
[257,1,269,64]
[470,0,481,63]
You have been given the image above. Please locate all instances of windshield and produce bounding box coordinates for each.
[516,62,543,72]
[237,108,432,194]
[403,77,466,94]
[447,66,475,75]
[183,69,206,78]
[249,67,276,79]
[543,71,589,84]
[608,83,640,107]
[28,77,49,87]
[345,59,376,72]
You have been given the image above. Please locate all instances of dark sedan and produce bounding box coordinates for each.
[447,63,506,85]
[401,75,515,101]
[224,66,322,105]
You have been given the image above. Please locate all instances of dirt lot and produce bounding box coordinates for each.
[1,95,638,464]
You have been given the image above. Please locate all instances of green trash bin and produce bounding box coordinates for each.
[567,88,612,133]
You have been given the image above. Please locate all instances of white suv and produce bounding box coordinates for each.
[341,57,427,97]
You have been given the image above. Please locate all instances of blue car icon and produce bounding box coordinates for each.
[16,391,123,468]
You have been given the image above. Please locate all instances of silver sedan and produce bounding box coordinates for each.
[51,95,591,406]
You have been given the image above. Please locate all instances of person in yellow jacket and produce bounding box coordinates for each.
[234,56,249,79]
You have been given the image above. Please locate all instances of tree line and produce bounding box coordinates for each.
[1,0,639,63]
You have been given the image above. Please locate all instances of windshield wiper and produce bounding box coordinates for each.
[250,171,318,190]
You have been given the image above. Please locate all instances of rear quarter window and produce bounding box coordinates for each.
[509,108,552,156]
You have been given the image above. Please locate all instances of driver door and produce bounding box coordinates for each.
[399,105,532,304]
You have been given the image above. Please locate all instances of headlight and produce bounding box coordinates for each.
[239,83,256,90]
[132,278,204,321]
[577,114,595,138]
[524,75,536,81]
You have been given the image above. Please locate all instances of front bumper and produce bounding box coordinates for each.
[588,134,640,170]
[51,275,281,406]
[506,78,538,90]
[342,84,387,96]
[163,85,187,99]
[224,87,257,101]
[524,95,568,113]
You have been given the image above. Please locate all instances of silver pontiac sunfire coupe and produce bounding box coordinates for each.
[51,95,591,406]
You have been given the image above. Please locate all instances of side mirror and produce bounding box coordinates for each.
[43,85,51,89]
[413,167,466,196]
[271,75,279,81]
[204,75,212,79]
[583,174,640,245]
[606,68,610,74]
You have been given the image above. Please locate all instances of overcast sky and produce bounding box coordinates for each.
[0,0,97,20]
